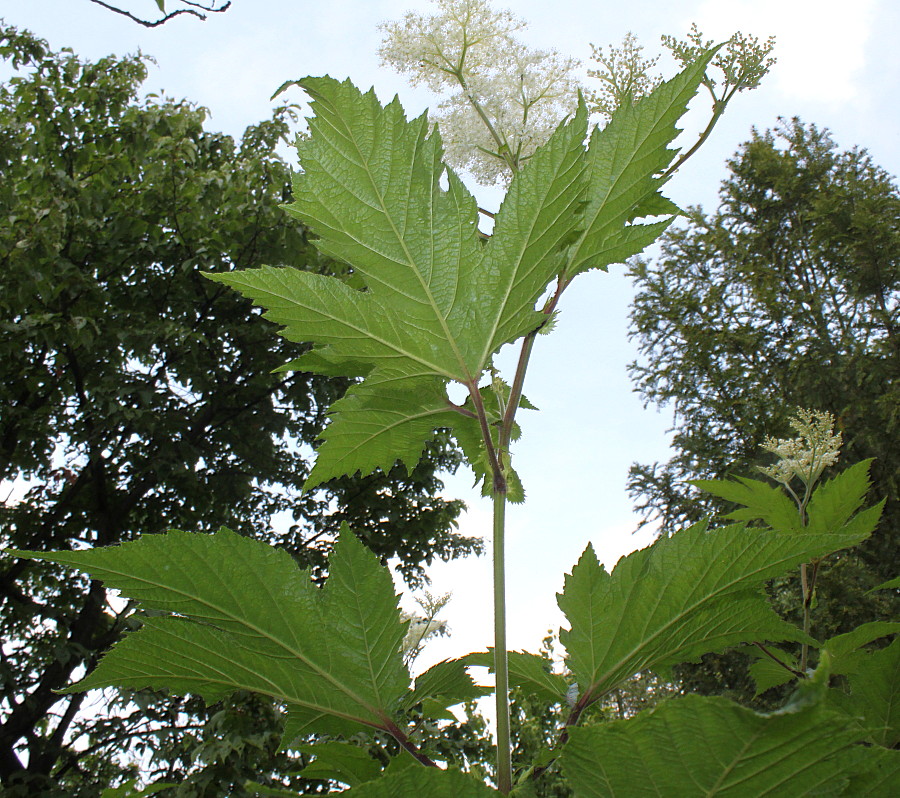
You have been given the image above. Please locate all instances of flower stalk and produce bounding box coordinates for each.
[759,408,842,672]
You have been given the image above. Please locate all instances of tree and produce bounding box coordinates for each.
[0,25,476,795]
[628,118,900,703]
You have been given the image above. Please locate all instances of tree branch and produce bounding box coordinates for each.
[87,0,231,28]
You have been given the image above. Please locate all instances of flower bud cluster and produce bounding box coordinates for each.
[662,23,776,98]
[587,32,662,120]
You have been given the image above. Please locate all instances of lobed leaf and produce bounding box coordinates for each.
[465,650,568,705]
[563,48,716,277]
[561,694,864,797]
[557,520,869,704]
[15,528,410,742]
[212,57,716,489]
[692,476,801,532]
[210,78,591,490]
[337,766,500,797]
[828,637,900,749]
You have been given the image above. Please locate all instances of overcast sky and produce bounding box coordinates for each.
[5,0,899,668]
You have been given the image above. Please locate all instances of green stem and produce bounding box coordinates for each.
[794,482,815,673]
[799,563,810,672]
[799,559,820,673]
[492,491,512,794]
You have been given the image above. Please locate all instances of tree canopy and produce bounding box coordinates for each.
[0,25,475,795]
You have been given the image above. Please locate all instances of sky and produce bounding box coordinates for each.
[4,0,899,671]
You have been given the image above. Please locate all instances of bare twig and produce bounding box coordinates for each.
[87,0,231,28]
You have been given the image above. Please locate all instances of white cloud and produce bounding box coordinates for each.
[692,0,877,104]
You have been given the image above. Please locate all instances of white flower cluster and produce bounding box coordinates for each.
[398,590,451,662]
[400,611,448,657]
[758,409,842,487]
[379,0,580,185]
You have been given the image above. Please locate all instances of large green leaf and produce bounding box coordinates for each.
[211,59,715,489]
[561,694,863,797]
[338,766,500,797]
[211,77,588,488]
[557,520,869,705]
[692,476,801,532]
[563,48,715,277]
[402,658,491,713]
[465,650,569,705]
[829,637,900,748]
[823,621,900,675]
[15,528,410,741]
[297,741,383,788]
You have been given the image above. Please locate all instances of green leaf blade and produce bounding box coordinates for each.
[479,103,588,359]
[304,372,458,488]
[298,741,383,788]
[566,49,716,277]
[692,476,801,532]
[557,521,869,702]
[402,658,490,713]
[210,267,458,382]
[17,528,410,740]
[338,766,500,797]
[561,695,863,797]
[806,460,875,535]
[748,646,800,696]
[464,650,568,705]
[830,638,900,748]
[824,621,900,675]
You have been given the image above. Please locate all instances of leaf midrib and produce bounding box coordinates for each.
[58,556,386,723]
[583,535,840,696]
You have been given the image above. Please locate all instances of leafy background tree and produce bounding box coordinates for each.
[627,118,899,705]
[0,25,478,795]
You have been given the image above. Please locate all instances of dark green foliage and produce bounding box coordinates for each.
[628,118,900,704]
[0,25,474,795]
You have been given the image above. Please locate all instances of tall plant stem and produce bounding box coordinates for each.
[795,481,815,673]
[492,491,512,794]
[800,562,810,672]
